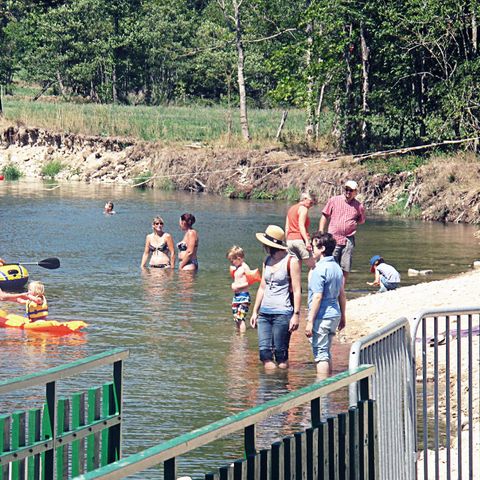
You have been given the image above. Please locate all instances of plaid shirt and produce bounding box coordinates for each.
[322,195,366,245]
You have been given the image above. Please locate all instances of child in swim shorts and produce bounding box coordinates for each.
[227,246,252,333]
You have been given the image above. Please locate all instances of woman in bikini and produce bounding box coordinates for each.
[141,216,175,269]
[177,213,199,271]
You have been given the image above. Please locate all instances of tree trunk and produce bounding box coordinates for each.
[473,12,478,54]
[56,71,67,99]
[276,110,288,140]
[305,0,315,138]
[233,0,251,141]
[315,83,326,140]
[0,85,3,117]
[112,13,119,103]
[360,23,370,143]
[344,24,354,150]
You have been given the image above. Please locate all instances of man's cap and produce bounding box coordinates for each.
[345,180,358,190]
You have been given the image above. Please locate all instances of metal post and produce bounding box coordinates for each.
[108,360,123,463]
[244,424,256,457]
[45,381,57,480]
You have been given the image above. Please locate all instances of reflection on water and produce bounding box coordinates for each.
[0,182,478,477]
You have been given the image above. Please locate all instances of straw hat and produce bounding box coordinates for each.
[255,225,287,250]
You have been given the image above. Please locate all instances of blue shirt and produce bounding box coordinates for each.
[308,256,343,320]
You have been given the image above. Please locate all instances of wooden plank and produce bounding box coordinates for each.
[271,441,284,480]
[327,417,338,480]
[358,401,369,480]
[205,473,219,480]
[348,407,360,480]
[294,432,306,480]
[71,392,85,476]
[55,398,67,479]
[219,463,234,480]
[0,415,11,480]
[246,453,259,480]
[367,400,378,480]
[27,409,41,480]
[11,411,26,480]
[306,427,318,480]
[101,383,112,467]
[283,436,296,480]
[87,387,101,471]
[233,458,247,480]
[259,448,270,480]
[317,422,328,480]
[337,412,349,480]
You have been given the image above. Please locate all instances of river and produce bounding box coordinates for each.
[0,181,478,478]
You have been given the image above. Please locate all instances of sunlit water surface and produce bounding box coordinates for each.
[0,181,478,478]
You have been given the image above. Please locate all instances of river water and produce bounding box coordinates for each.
[0,181,478,478]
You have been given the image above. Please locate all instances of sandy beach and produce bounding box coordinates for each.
[341,268,480,477]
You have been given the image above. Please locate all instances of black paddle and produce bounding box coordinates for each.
[18,257,61,270]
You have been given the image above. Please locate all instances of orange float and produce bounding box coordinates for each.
[229,266,262,285]
[0,309,87,334]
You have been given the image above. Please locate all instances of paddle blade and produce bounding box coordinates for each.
[38,257,61,269]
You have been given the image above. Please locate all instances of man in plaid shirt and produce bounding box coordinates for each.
[319,180,366,284]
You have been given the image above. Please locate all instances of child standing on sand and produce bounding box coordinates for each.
[227,246,259,333]
[368,255,401,292]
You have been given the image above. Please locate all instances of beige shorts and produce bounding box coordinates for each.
[287,239,312,261]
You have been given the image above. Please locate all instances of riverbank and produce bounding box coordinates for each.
[1,125,480,224]
[342,269,480,477]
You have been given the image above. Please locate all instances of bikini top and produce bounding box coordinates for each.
[149,241,169,254]
[177,242,187,252]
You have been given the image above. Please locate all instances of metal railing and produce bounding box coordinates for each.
[411,307,480,480]
[74,365,376,480]
[0,348,129,479]
[349,317,415,480]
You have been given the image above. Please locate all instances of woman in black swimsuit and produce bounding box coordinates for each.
[178,213,199,271]
[141,216,175,268]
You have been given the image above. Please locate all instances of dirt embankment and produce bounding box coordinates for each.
[1,125,480,224]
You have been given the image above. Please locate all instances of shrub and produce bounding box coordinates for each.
[386,193,422,219]
[133,170,153,188]
[41,160,64,179]
[1,164,23,180]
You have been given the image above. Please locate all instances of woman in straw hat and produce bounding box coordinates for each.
[250,225,301,369]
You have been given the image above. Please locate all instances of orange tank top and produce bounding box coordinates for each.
[286,203,310,240]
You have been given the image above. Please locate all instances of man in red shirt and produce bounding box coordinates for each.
[285,192,316,269]
[319,180,366,283]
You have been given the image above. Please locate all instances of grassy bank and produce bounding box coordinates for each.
[1,96,334,146]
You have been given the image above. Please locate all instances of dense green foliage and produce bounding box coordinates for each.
[41,159,64,178]
[1,164,23,180]
[0,0,478,152]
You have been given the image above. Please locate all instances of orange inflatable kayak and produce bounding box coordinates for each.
[0,309,87,334]
[229,266,261,285]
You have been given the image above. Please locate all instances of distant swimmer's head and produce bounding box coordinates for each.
[104,202,115,214]
[28,281,45,296]
[180,213,196,229]
[227,246,245,266]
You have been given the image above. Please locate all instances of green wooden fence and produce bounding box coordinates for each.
[0,348,128,480]
[75,364,376,480]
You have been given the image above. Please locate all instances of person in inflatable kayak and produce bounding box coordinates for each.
[227,245,261,333]
[18,281,49,321]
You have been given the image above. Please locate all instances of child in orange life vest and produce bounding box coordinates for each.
[23,281,49,322]
[227,246,260,333]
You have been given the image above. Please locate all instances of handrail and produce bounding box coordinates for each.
[0,348,129,394]
[349,316,409,356]
[411,306,480,340]
[75,365,375,480]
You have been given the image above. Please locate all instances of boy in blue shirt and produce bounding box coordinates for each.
[305,232,346,377]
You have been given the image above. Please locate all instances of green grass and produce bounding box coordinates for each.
[41,159,64,178]
[386,193,422,218]
[1,164,23,180]
[133,170,153,188]
[2,96,315,145]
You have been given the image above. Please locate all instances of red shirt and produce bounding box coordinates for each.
[286,203,310,241]
[322,195,365,245]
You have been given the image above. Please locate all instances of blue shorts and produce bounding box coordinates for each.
[310,316,341,363]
